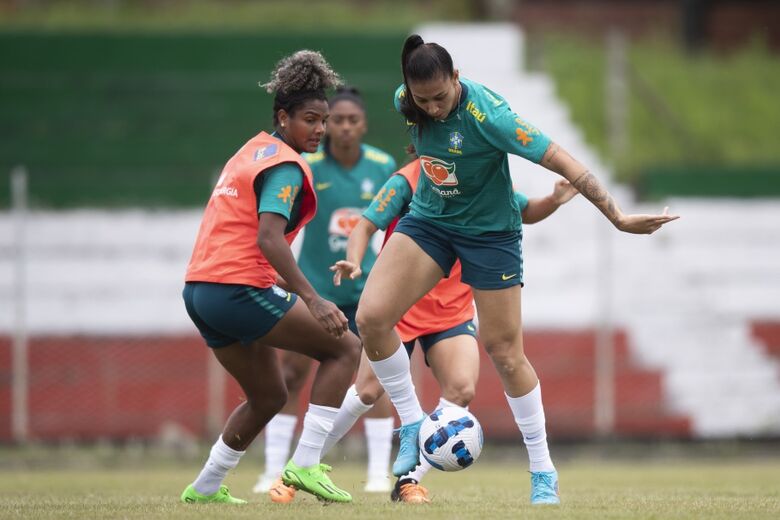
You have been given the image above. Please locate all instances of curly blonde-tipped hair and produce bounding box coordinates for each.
[262,50,341,95]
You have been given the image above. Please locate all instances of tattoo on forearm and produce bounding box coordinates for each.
[572,171,619,221]
[571,170,592,189]
[544,144,560,164]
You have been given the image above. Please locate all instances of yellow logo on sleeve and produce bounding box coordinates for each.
[374,187,396,212]
[277,185,292,204]
[501,273,518,281]
[515,118,540,146]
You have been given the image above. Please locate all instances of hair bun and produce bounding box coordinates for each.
[261,50,341,95]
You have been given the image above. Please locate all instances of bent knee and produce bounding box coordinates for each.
[355,377,384,405]
[282,365,311,392]
[442,381,476,407]
[486,348,529,377]
[356,306,395,338]
[248,385,288,415]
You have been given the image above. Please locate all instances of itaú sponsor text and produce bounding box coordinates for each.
[431,186,461,198]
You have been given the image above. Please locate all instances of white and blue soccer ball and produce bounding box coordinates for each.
[418,406,483,472]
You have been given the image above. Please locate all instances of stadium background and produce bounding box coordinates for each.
[1,0,779,490]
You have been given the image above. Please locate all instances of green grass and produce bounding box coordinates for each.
[542,33,780,189]
[1,460,778,519]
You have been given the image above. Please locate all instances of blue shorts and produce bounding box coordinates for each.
[339,303,359,337]
[393,214,523,290]
[183,282,297,348]
[403,320,477,366]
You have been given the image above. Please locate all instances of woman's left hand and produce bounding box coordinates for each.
[615,206,679,234]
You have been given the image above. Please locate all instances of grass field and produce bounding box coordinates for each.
[1,457,778,519]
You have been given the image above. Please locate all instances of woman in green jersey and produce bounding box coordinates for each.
[354,34,679,506]
[255,87,398,500]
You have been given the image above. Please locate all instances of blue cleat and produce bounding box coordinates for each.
[530,470,560,505]
[392,416,424,477]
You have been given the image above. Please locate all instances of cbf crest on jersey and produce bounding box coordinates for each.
[253,143,279,162]
[448,131,464,155]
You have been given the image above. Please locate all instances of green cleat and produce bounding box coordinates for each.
[180,484,247,505]
[281,460,352,503]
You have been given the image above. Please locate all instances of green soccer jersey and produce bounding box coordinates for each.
[394,77,551,234]
[298,143,396,305]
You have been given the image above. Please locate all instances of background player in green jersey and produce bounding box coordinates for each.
[255,86,398,500]
[355,35,679,506]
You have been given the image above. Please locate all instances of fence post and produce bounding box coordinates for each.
[594,29,626,438]
[594,220,616,438]
[606,29,629,164]
[11,166,29,443]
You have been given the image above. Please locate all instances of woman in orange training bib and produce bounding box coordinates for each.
[180,51,359,505]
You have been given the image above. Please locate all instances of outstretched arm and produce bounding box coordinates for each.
[521,179,578,224]
[540,142,679,234]
[330,217,379,286]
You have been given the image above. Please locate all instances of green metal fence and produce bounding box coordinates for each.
[0,31,411,207]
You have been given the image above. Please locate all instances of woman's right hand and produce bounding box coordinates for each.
[305,295,349,337]
[330,260,362,287]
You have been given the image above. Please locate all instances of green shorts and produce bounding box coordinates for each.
[183,282,297,348]
[393,214,523,290]
[403,320,477,366]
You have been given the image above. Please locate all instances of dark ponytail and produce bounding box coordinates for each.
[328,85,365,111]
[399,34,455,134]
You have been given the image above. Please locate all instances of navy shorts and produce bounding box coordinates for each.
[339,303,359,337]
[183,282,297,348]
[403,320,478,366]
[393,214,523,290]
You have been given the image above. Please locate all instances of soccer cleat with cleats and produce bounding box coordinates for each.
[530,470,560,505]
[390,478,430,504]
[392,416,424,477]
[180,484,247,505]
[269,477,297,504]
[281,460,352,503]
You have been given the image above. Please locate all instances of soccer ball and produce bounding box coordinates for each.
[418,406,483,471]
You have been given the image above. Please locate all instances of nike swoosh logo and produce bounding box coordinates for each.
[501,273,518,281]
[315,182,332,191]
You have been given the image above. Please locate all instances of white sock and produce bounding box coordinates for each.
[262,413,297,479]
[438,396,468,410]
[505,383,555,473]
[321,384,373,456]
[192,435,245,495]
[364,417,394,481]
[368,345,424,425]
[292,404,339,468]
[402,455,433,482]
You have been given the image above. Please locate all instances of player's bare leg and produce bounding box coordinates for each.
[474,286,559,505]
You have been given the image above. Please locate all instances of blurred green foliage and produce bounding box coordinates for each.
[0,31,414,207]
[542,34,780,197]
[0,0,471,32]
